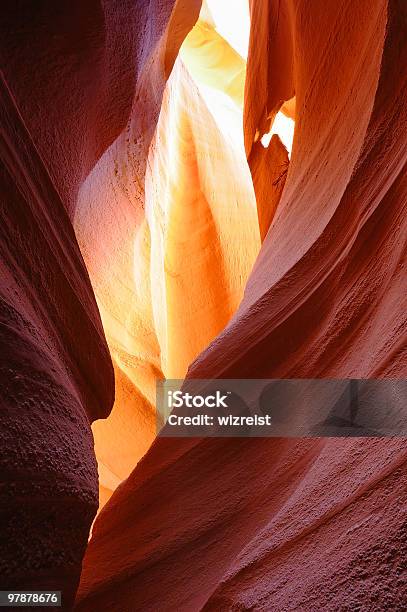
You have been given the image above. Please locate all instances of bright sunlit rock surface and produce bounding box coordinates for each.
[1,0,406,609]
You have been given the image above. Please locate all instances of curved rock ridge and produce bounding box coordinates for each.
[146,59,259,379]
[0,70,112,610]
[75,13,259,505]
[76,0,407,610]
[180,18,246,108]
[193,0,406,381]
[1,0,201,606]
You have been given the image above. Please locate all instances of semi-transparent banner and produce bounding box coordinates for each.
[156,379,407,437]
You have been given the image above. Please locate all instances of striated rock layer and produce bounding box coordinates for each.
[0,0,200,606]
[77,0,407,611]
[75,10,259,506]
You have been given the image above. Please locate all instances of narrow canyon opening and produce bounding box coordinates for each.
[74,0,297,513]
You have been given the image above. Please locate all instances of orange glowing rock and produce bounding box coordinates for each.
[2,0,406,609]
[0,0,201,602]
[146,58,259,378]
[75,26,259,503]
[76,1,407,611]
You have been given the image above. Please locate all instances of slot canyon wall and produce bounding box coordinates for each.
[0,0,406,611]
[76,0,407,610]
[1,0,201,606]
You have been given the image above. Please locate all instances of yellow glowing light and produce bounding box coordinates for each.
[261,112,295,157]
[184,2,295,157]
[205,0,250,59]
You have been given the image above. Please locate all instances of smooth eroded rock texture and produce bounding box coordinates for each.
[0,73,111,608]
[75,9,259,506]
[1,0,200,606]
[76,0,407,610]
[2,0,406,609]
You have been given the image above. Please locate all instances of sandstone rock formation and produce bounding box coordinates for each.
[76,0,407,610]
[74,5,259,507]
[1,0,406,610]
[1,0,200,606]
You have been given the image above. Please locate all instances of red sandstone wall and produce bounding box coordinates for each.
[0,1,200,607]
[1,0,406,610]
[76,1,407,610]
